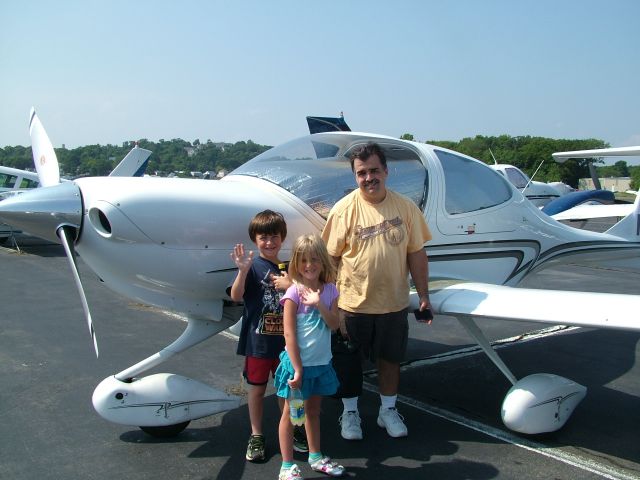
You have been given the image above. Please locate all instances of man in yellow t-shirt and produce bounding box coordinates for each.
[321,142,432,440]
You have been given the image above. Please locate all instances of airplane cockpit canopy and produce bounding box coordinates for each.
[433,149,513,215]
[230,134,428,218]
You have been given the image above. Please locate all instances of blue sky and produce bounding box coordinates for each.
[2,0,639,164]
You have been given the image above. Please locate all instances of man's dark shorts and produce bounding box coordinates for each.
[342,308,409,363]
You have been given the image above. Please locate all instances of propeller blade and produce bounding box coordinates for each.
[29,108,60,187]
[58,225,99,358]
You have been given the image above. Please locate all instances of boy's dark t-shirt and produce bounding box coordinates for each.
[236,256,286,359]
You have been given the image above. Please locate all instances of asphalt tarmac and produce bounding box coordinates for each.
[1,235,639,480]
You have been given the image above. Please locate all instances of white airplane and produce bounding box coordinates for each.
[489,162,563,208]
[1,110,640,438]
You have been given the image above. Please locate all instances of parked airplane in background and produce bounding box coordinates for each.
[546,146,640,223]
[0,165,40,192]
[489,148,638,226]
[488,159,566,208]
[1,109,639,438]
[0,165,41,241]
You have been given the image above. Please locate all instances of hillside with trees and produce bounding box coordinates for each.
[0,138,270,178]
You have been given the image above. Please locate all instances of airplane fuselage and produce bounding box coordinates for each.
[58,133,637,321]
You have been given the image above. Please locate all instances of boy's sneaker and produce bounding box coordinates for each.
[278,464,303,480]
[292,425,309,453]
[245,434,265,461]
[338,410,362,440]
[377,407,408,438]
[309,457,345,477]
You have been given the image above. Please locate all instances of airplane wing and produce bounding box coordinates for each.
[420,280,640,332]
[552,145,640,162]
[411,278,640,433]
[551,202,634,221]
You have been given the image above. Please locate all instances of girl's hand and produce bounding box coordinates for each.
[271,271,292,291]
[299,287,320,308]
[287,370,302,390]
[230,244,253,272]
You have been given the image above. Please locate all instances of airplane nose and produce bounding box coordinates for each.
[0,182,83,244]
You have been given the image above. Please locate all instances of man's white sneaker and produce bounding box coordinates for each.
[377,407,408,438]
[339,410,363,440]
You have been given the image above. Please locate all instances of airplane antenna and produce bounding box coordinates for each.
[523,159,545,192]
[489,148,498,165]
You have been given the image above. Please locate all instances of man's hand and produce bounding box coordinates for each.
[416,295,433,325]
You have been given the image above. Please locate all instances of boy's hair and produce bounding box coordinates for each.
[288,234,336,284]
[248,210,287,242]
[349,142,387,172]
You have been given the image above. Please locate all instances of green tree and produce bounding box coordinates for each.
[630,166,640,191]
[614,160,630,177]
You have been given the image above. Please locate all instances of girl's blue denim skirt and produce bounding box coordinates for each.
[274,350,339,400]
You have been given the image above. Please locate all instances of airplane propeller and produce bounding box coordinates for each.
[28,108,99,357]
[29,108,60,187]
[58,225,99,356]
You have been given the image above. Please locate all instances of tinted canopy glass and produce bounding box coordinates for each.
[435,150,512,214]
[230,135,428,218]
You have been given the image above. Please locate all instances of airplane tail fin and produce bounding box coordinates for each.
[109,145,152,177]
[306,115,351,134]
[605,191,640,241]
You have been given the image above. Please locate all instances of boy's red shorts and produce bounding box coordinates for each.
[244,356,280,385]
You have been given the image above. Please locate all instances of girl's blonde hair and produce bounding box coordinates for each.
[288,234,336,284]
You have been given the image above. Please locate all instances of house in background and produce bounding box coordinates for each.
[579,177,631,192]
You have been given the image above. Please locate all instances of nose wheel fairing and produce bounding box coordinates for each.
[93,314,242,430]
[93,373,240,427]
